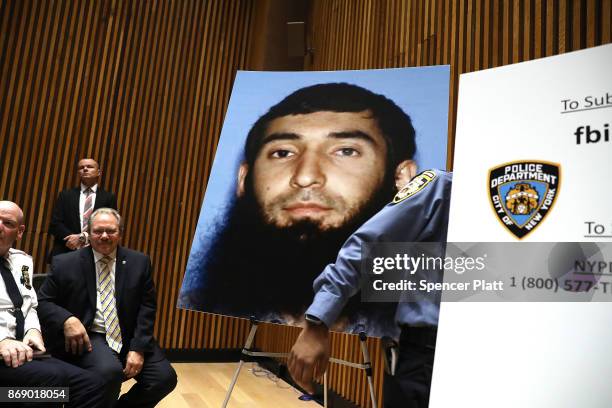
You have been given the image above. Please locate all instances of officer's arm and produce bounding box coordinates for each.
[288,320,330,394]
[288,231,367,393]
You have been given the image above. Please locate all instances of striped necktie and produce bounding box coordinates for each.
[82,188,93,232]
[98,256,122,353]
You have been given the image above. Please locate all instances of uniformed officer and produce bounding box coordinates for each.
[0,200,105,407]
[288,170,452,408]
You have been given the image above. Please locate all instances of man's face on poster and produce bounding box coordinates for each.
[179,82,425,323]
[237,110,393,233]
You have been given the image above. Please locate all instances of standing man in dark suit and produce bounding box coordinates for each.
[38,208,177,407]
[49,158,117,258]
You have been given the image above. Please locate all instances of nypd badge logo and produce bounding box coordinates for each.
[393,170,437,204]
[488,161,560,239]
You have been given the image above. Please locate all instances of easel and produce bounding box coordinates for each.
[222,318,378,408]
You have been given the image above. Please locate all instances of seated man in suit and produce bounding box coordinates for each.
[38,208,177,407]
[0,200,105,407]
[49,158,117,258]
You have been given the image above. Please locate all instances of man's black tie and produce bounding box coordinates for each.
[0,259,25,340]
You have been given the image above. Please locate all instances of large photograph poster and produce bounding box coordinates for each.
[431,44,612,407]
[179,67,450,337]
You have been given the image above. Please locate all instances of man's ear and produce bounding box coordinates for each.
[17,225,25,241]
[394,160,417,190]
[236,163,249,197]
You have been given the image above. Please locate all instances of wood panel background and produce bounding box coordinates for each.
[1,1,611,407]
[0,0,255,351]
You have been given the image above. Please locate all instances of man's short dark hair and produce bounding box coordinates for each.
[244,83,416,171]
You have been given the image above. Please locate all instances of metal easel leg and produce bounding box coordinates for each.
[327,331,379,408]
[359,332,378,408]
[221,319,259,408]
[323,371,328,408]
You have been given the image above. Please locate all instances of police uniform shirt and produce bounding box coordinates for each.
[306,169,452,329]
[0,248,40,341]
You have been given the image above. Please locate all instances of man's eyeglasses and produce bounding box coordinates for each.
[91,229,119,237]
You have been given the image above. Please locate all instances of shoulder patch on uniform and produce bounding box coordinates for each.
[392,170,437,204]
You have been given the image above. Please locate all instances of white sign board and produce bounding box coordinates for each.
[431,44,612,408]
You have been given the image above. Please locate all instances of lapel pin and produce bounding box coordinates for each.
[122,260,126,265]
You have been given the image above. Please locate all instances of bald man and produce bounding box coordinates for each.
[0,201,105,407]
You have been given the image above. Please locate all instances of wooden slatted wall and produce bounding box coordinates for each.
[258,1,612,407]
[0,0,255,352]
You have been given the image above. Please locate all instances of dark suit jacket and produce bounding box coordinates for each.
[37,246,161,358]
[49,186,118,257]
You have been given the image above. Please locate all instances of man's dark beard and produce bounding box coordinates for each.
[187,179,398,330]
